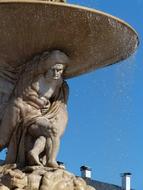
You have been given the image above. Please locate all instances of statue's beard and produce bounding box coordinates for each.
[53,75,61,80]
[45,75,62,80]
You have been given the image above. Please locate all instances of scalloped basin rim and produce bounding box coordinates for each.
[0,0,139,78]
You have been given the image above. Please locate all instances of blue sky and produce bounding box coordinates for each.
[59,0,142,189]
[0,0,142,190]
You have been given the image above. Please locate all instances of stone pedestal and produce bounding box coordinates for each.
[0,164,95,190]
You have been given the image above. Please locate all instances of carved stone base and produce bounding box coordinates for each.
[0,164,95,190]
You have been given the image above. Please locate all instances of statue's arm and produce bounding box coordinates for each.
[26,94,46,108]
[24,81,46,108]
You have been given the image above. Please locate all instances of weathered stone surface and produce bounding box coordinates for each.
[0,165,95,190]
[0,165,27,189]
[0,1,138,190]
[0,185,9,190]
[0,50,69,169]
[0,0,138,80]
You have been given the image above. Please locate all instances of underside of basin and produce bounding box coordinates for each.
[0,0,139,78]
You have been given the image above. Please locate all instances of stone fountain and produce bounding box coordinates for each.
[0,0,139,189]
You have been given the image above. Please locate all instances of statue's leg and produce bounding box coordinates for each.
[26,134,34,154]
[46,108,68,168]
[28,120,51,138]
[28,136,46,166]
[28,118,61,167]
[46,135,60,168]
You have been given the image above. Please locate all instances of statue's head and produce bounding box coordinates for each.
[45,63,65,80]
[39,50,69,79]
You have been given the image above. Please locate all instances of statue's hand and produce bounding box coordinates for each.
[40,97,48,104]
[41,100,50,114]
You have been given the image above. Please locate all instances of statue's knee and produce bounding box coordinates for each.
[39,136,46,143]
[28,124,39,136]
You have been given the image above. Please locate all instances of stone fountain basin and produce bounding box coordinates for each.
[0,0,139,78]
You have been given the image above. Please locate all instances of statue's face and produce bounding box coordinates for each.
[45,64,64,80]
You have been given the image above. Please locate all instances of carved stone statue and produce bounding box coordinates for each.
[0,0,137,189]
[0,50,69,168]
[0,50,95,190]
